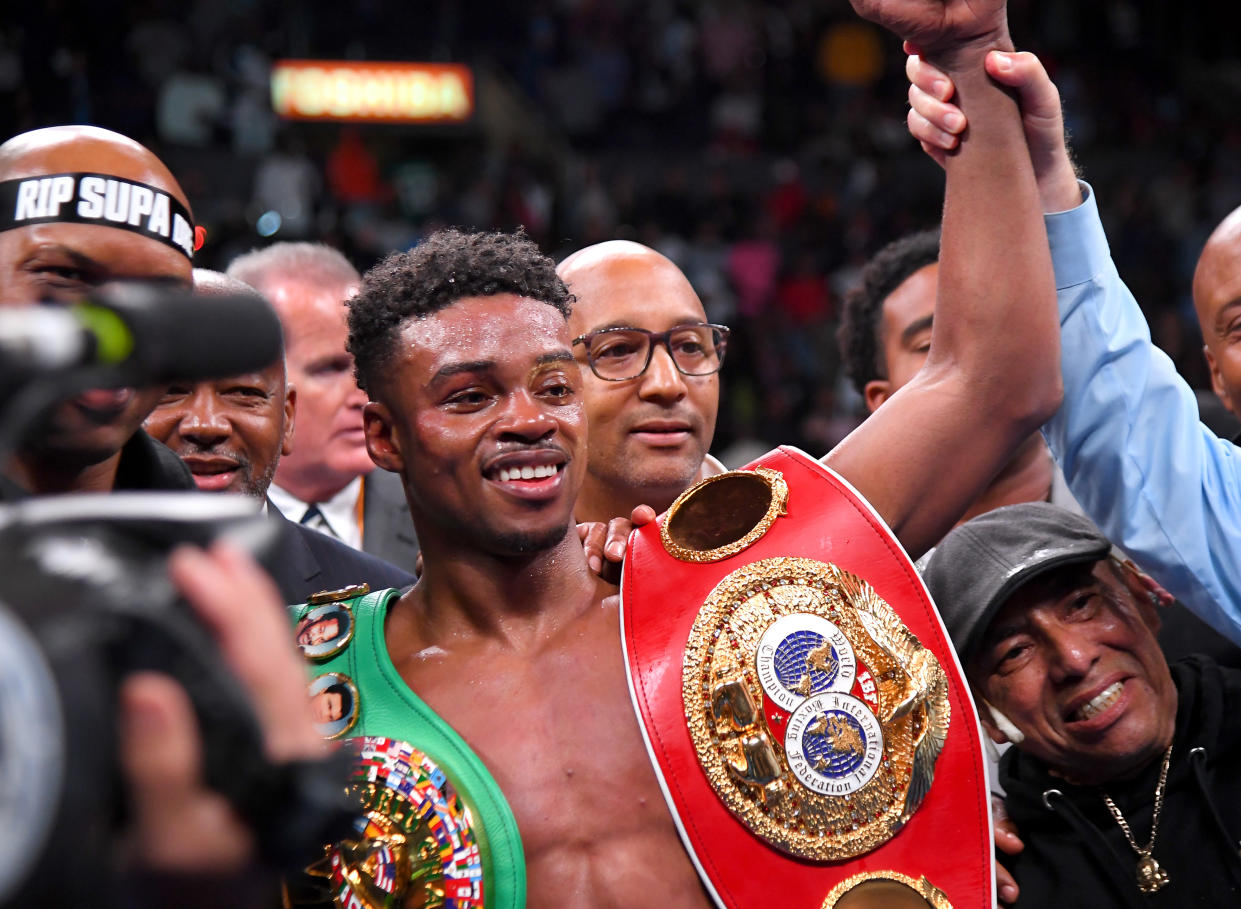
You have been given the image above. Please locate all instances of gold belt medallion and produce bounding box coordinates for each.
[292,736,485,908]
[682,557,950,861]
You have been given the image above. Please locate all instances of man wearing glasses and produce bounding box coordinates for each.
[558,241,729,526]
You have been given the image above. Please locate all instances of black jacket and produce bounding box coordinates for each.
[1,439,413,605]
[264,503,415,605]
[1,430,196,501]
[113,430,197,492]
[999,656,1241,907]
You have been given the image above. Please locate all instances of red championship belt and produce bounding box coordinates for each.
[621,447,993,909]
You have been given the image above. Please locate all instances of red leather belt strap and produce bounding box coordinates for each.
[620,447,993,908]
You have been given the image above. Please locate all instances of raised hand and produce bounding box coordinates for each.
[848,0,1009,58]
[905,47,1082,211]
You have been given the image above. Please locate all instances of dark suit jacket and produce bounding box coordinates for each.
[361,468,420,572]
[265,503,415,606]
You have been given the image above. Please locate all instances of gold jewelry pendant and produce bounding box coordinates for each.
[1136,854,1169,893]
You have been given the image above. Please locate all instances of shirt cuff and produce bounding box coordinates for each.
[1045,181,1112,291]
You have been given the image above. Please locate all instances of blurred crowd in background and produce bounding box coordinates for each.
[5,0,1241,459]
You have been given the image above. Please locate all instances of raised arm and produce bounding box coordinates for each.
[906,49,1080,213]
[826,0,1061,558]
[907,50,1241,642]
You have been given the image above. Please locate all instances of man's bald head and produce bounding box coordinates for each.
[0,126,190,208]
[0,126,196,494]
[0,126,193,307]
[559,241,694,327]
[1193,206,1241,415]
[557,240,723,523]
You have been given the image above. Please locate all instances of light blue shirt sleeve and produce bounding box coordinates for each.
[1042,183,1241,644]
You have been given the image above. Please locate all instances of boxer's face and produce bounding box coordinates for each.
[298,617,340,648]
[312,690,344,723]
[363,293,586,557]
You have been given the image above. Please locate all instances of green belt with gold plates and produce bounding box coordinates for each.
[287,585,526,909]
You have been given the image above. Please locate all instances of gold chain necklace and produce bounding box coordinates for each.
[1101,744,1173,894]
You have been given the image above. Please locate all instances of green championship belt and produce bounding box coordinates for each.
[288,586,526,909]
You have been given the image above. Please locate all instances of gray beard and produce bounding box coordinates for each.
[246,458,278,501]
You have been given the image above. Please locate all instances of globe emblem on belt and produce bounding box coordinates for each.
[800,711,867,776]
[756,613,856,712]
[785,693,884,796]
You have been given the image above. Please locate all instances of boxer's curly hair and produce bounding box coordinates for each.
[348,228,573,396]
[837,227,941,398]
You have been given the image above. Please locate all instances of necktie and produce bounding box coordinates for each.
[299,504,336,538]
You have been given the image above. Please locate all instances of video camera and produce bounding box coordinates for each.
[0,286,353,906]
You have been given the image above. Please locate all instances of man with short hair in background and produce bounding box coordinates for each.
[144,268,414,603]
[557,240,727,527]
[838,227,1073,526]
[226,242,419,570]
[838,197,1241,679]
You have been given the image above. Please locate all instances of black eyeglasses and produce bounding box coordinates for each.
[572,323,730,382]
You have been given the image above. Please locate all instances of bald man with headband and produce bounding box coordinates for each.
[0,125,334,906]
[0,125,198,499]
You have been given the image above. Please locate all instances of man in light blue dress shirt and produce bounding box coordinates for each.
[906,49,1241,646]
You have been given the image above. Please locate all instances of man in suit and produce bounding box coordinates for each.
[226,242,418,571]
[143,270,413,603]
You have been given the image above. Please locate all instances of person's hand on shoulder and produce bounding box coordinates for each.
[579,504,658,583]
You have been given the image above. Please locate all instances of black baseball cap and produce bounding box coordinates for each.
[920,502,1112,665]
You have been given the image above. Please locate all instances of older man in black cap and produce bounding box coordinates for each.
[922,502,1241,907]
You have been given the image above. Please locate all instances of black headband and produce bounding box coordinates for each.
[0,172,196,261]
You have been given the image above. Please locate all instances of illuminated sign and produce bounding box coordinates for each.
[271,61,474,123]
